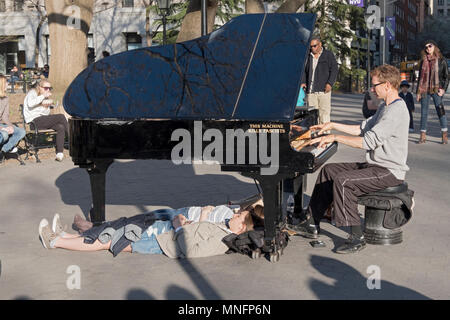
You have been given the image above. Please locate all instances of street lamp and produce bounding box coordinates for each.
[157,0,171,45]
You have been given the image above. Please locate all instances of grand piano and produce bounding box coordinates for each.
[63,13,337,262]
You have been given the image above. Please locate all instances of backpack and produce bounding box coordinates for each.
[222,227,289,256]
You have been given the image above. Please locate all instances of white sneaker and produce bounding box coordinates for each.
[9,147,18,153]
[38,219,58,249]
[52,213,66,236]
[55,153,64,162]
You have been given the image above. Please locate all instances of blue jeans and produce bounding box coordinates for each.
[130,207,190,254]
[0,124,26,153]
[8,76,19,92]
[420,93,448,132]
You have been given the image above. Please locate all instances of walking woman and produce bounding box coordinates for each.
[416,40,449,144]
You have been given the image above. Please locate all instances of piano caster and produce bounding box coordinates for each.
[251,248,262,260]
[270,251,280,263]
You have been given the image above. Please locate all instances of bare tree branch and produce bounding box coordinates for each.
[275,0,306,13]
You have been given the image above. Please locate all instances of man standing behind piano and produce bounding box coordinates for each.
[300,36,338,125]
[288,65,410,254]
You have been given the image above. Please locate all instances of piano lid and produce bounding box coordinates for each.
[63,13,316,121]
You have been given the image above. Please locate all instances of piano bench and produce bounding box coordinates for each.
[357,182,409,246]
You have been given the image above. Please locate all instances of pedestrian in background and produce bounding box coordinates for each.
[416,40,448,144]
[399,80,415,133]
[300,36,338,125]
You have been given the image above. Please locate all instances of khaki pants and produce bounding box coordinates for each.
[307,91,332,124]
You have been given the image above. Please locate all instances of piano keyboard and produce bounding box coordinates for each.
[310,143,331,157]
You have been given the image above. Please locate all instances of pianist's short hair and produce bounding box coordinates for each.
[310,36,322,43]
[371,64,401,90]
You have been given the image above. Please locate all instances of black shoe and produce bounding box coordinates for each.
[286,219,320,239]
[336,235,366,254]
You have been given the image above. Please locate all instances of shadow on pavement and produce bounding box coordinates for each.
[55,160,257,219]
[308,255,431,299]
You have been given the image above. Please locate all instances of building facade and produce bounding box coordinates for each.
[0,0,159,74]
[434,0,450,16]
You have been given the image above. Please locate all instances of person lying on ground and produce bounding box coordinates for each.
[38,209,256,259]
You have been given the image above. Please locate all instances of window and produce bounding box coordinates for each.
[0,0,6,12]
[438,0,444,5]
[125,33,142,51]
[438,9,444,16]
[14,0,24,11]
[122,0,134,7]
[447,8,450,15]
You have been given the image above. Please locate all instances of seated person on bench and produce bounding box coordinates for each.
[23,79,68,162]
[38,205,258,258]
[287,65,410,254]
[0,75,26,154]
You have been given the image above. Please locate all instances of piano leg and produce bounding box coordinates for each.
[85,159,113,226]
[242,172,293,262]
[283,174,307,222]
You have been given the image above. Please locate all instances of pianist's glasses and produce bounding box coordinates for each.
[42,86,53,91]
[372,82,385,88]
[310,44,319,48]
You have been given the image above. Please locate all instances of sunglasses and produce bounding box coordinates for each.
[310,44,319,48]
[372,82,385,88]
[41,86,53,91]
[425,44,434,49]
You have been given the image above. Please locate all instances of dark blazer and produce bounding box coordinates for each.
[416,57,449,94]
[301,48,338,93]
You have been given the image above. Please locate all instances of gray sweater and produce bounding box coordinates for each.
[360,98,410,180]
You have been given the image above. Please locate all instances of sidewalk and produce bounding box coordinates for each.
[0,93,449,300]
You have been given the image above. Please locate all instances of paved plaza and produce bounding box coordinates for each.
[0,93,449,300]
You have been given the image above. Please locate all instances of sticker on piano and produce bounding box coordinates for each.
[170,121,280,175]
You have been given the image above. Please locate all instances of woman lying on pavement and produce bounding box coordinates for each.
[38,201,263,258]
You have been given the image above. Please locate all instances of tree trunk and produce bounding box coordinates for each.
[275,0,307,13]
[45,0,94,94]
[145,6,153,47]
[34,15,48,69]
[245,0,265,14]
[176,0,219,43]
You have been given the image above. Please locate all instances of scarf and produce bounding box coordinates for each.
[418,55,440,94]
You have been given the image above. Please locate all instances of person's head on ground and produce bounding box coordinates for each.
[421,40,443,60]
[229,210,254,235]
[0,74,7,98]
[309,36,322,55]
[400,80,410,93]
[370,64,401,101]
[44,64,49,71]
[11,65,18,73]
[102,51,110,58]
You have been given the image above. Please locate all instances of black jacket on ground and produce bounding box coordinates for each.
[82,212,168,256]
[301,48,338,93]
[416,57,449,94]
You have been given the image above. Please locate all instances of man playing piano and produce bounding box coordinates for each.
[288,65,410,254]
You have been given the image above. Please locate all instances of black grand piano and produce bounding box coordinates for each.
[63,13,337,262]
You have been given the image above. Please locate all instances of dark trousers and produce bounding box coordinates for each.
[307,162,402,227]
[408,109,414,129]
[32,114,68,153]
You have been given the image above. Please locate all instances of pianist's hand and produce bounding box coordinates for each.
[310,122,333,135]
[308,134,335,149]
